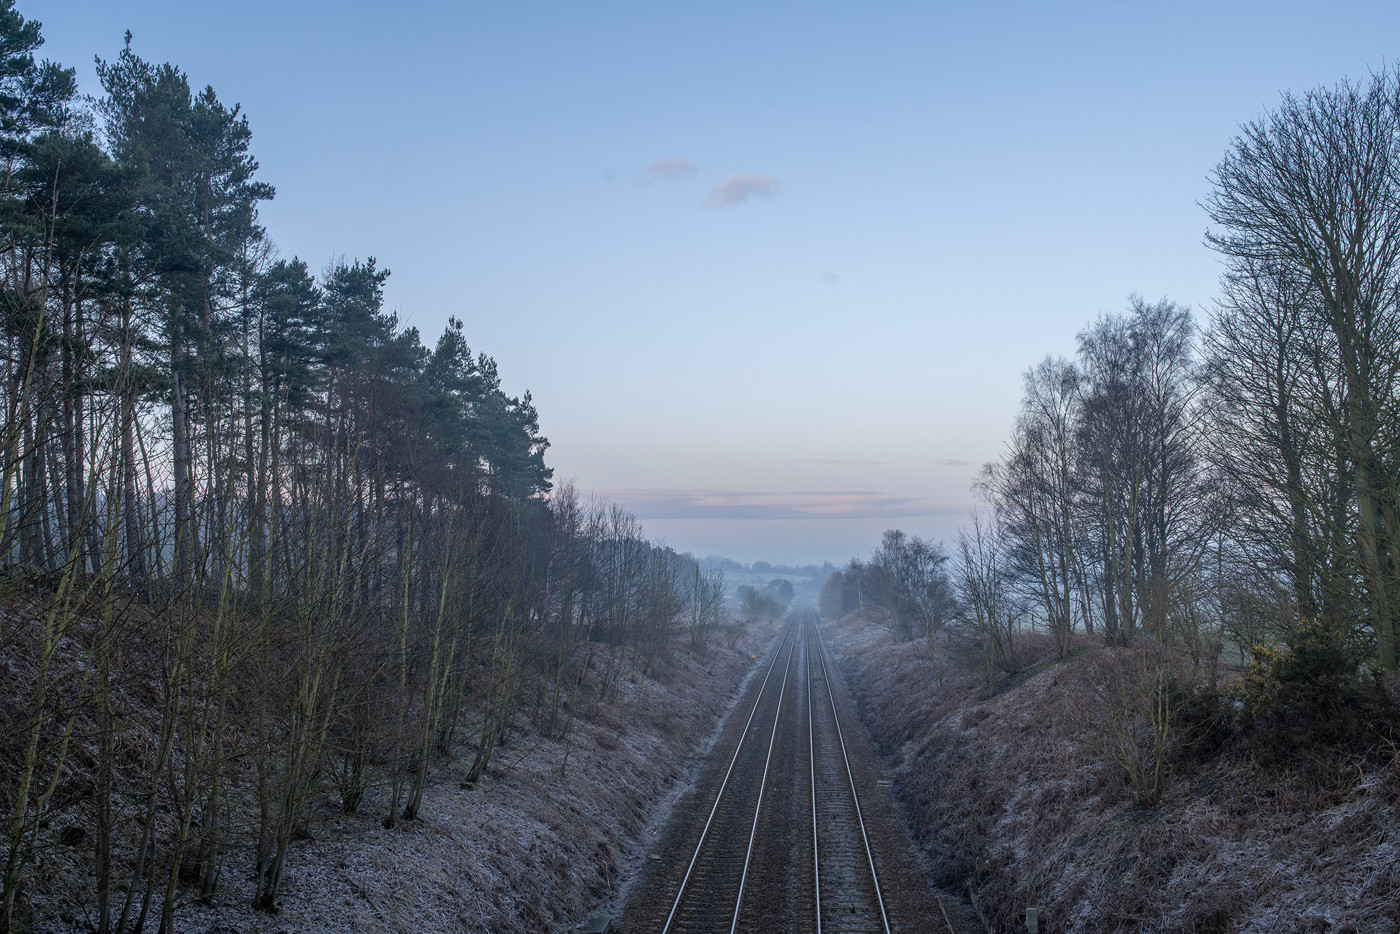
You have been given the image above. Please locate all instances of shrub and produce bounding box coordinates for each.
[1086,643,1185,807]
[1172,684,1236,765]
[1233,618,1394,759]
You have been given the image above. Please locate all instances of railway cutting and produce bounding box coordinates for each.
[615,609,969,934]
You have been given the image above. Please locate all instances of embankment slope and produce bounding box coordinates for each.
[827,616,1400,934]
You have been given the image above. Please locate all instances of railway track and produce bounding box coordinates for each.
[649,609,952,934]
[807,610,889,934]
[659,619,801,934]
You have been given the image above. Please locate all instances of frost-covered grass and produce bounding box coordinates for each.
[7,618,775,934]
[827,616,1400,934]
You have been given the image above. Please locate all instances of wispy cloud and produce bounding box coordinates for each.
[638,157,697,183]
[598,488,960,520]
[703,173,781,208]
[786,457,889,467]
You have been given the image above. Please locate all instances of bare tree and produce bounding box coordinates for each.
[1206,68,1400,668]
[988,356,1084,656]
[955,511,1021,698]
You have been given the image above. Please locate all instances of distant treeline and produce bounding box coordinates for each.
[0,6,727,932]
[735,578,793,624]
[701,555,835,578]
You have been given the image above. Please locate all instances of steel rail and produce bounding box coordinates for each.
[659,619,798,934]
[808,615,822,934]
[811,614,892,934]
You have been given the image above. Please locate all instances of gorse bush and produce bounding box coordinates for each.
[1233,619,1394,758]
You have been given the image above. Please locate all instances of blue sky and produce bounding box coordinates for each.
[28,1,1400,564]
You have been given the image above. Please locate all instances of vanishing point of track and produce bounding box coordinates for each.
[656,608,928,934]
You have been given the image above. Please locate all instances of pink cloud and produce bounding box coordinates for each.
[638,156,698,183]
[703,173,780,208]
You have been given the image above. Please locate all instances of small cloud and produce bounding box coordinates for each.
[820,271,841,288]
[703,173,780,208]
[638,157,697,184]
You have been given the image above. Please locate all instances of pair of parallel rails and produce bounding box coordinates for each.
[658,609,920,934]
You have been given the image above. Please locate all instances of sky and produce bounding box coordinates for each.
[26,1,1400,565]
